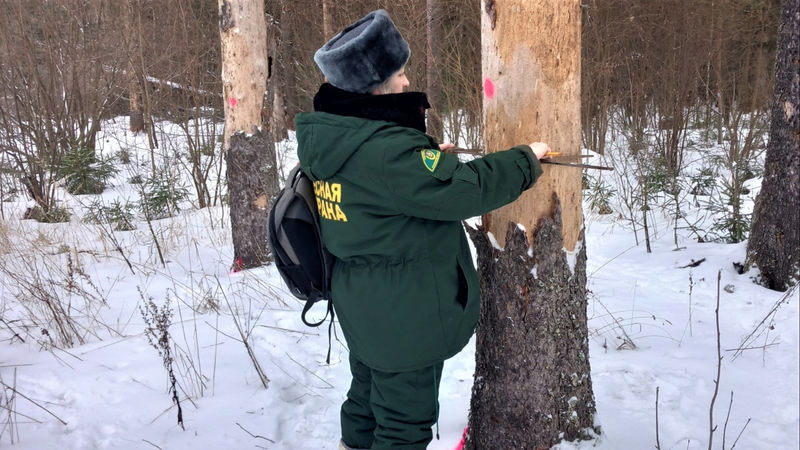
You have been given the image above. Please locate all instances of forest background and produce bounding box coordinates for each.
[0,0,780,242]
[0,0,795,449]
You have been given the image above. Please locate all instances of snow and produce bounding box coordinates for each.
[486,231,502,251]
[0,116,797,450]
[564,239,583,276]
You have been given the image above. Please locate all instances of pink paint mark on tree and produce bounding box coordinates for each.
[231,257,243,274]
[454,425,469,450]
[484,78,495,99]
[229,97,237,108]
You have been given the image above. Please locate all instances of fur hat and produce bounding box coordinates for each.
[314,10,410,94]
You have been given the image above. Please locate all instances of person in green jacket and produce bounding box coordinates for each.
[296,9,549,450]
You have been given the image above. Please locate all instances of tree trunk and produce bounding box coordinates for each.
[746,0,800,291]
[466,0,596,448]
[466,198,596,448]
[226,128,278,269]
[123,0,145,133]
[219,0,276,270]
[480,0,583,251]
[128,77,145,133]
[322,0,334,40]
[265,2,288,141]
[426,0,443,142]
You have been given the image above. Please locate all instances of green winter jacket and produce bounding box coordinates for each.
[295,111,542,372]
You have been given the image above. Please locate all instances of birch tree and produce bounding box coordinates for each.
[466,0,597,447]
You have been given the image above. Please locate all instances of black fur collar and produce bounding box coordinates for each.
[313,83,430,133]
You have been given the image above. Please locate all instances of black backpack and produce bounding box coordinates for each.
[268,165,335,328]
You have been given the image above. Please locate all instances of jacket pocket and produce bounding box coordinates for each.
[455,262,469,310]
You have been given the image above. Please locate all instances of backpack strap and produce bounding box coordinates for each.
[325,302,335,364]
[300,293,329,327]
[299,295,336,364]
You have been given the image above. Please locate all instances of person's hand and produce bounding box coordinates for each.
[439,142,456,152]
[529,142,551,160]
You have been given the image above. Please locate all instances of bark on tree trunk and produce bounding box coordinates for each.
[426,0,443,142]
[124,0,145,133]
[219,0,276,270]
[322,0,334,40]
[746,0,800,291]
[466,196,596,448]
[128,77,145,133]
[265,10,285,141]
[467,0,596,447]
[265,1,291,141]
[226,127,278,270]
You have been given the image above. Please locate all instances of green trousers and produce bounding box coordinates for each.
[341,354,444,449]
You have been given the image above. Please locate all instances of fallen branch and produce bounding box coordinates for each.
[707,271,722,450]
[236,422,275,443]
[285,352,334,389]
[0,380,67,426]
[218,278,269,389]
[655,386,662,450]
[142,439,164,449]
[730,418,752,449]
[732,284,797,360]
[679,258,706,268]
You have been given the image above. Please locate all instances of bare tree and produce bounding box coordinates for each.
[322,0,335,40]
[746,0,800,291]
[123,0,146,133]
[0,0,125,220]
[218,0,279,270]
[465,0,596,448]
[425,0,443,141]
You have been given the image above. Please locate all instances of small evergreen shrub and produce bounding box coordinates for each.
[584,174,615,215]
[200,143,215,157]
[115,148,131,164]
[59,146,117,195]
[85,200,136,231]
[690,167,716,196]
[140,175,188,220]
[1,187,18,203]
[643,158,676,196]
[710,176,752,243]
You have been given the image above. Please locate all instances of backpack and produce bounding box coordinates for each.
[268,164,335,328]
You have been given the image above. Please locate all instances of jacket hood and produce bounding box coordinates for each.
[295,83,431,180]
[295,112,390,180]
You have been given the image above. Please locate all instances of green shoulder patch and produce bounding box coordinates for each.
[421,149,441,172]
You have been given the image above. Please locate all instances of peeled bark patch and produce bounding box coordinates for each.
[466,194,597,449]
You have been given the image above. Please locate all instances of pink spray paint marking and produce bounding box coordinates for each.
[483,78,495,99]
[454,425,469,450]
[229,97,237,108]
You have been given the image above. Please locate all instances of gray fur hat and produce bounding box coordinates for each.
[314,10,410,94]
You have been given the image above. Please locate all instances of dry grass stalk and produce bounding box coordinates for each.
[139,290,185,430]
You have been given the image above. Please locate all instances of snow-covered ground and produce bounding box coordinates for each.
[0,117,797,449]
